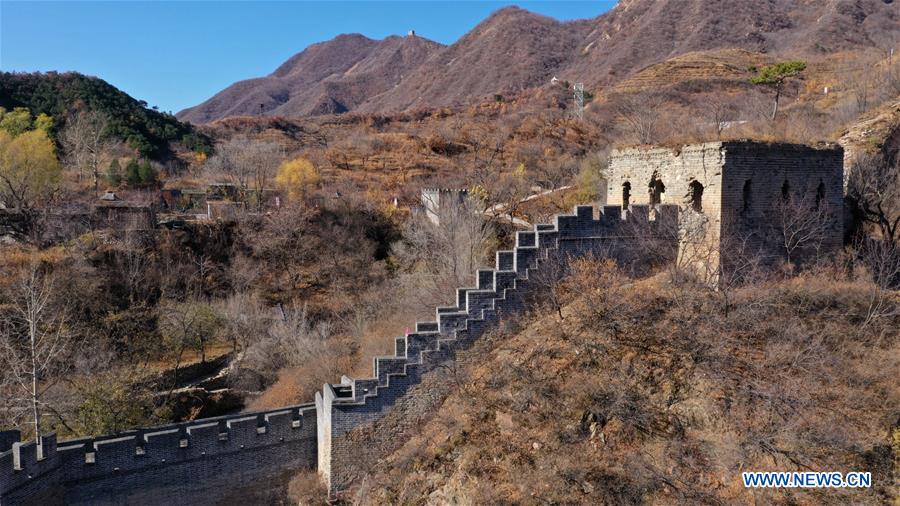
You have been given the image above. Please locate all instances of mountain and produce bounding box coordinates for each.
[177,33,443,123]
[356,6,587,112]
[179,0,900,123]
[0,71,210,159]
[564,0,899,88]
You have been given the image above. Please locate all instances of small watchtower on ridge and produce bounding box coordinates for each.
[420,188,469,225]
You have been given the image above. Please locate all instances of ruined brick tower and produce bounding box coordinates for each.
[604,140,844,278]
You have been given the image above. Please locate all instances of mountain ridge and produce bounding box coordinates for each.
[178,0,900,123]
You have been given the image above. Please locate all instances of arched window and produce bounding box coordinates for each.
[781,179,791,201]
[622,181,631,209]
[649,173,665,205]
[687,180,704,212]
[742,179,752,213]
[815,180,826,209]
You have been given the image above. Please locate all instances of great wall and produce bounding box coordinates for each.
[0,140,845,505]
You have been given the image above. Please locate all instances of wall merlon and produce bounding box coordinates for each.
[494,270,518,293]
[374,357,407,385]
[514,247,538,276]
[496,250,515,271]
[437,312,468,334]
[536,229,559,249]
[456,288,469,309]
[575,205,593,221]
[477,270,494,290]
[601,205,622,222]
[415,322,439,333]
[516,231,536,248]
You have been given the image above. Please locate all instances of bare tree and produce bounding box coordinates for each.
[847,153,900,248]
[396,198,496,310]
[59,110,113,191]
[612,92,668,144]
[703,96,739,139]
[218,292,270,355]
[773,195,832,268]
[241,302,333,380]
[158,299,222,395]
[0,261,71,448]
[205,136,284,210]
[855,239,900,329]
[527,249,571,320]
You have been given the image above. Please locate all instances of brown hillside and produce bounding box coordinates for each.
[354,272,899,505]
[178,33,443,123]
[178,0,899,123]
[611,49,773,93]
[356,6,587,112]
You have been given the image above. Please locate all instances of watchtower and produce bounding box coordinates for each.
[604,140,844,278]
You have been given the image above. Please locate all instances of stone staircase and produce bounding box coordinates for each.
[317,204,678,492]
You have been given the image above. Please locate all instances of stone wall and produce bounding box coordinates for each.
[420,188,469,225]
[0,405,316,505]
[606,141,844,274]
[316,204,679,494]
[2,203,677,504]
[719,141,844,264]
[1,140,844,503]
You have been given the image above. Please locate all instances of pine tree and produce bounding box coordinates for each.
[125,159,141,187]
[106,159,123,186]
[751,60,806,120]
[138,160,157,186]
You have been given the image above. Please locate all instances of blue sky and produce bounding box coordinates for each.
[1,1,615,114]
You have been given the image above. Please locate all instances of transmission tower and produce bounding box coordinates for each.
[574,82,584,120]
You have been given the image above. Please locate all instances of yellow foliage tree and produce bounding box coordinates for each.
[275,157,320,199]
[33,113,54,133]
[0,129,62,209]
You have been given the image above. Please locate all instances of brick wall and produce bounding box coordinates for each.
[607,140,844,275]
[317,204,679,494]
[1,405,316,505]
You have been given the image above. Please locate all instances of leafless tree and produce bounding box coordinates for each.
[396,198,496,311]
[855,239,900,329]
[218,292,270,355]
[612,92,668,144]
[0,261,72,448]
[703,96,740,139]
[114,228,150,304]
[527,249,571,320]
[205,136,284,210]
[241,302,333,380]
[847,153,900,248]
[773,195,832,268]
[59,110,113,191]
[158,299,222,395]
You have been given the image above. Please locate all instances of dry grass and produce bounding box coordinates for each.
[356,264,899,505]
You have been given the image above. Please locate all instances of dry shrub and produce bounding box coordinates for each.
[287,469,329,505]
[357,269,899,505]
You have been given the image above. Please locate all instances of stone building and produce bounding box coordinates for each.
[92,192,157,231]
[420,188,469,225]
[604,140,844,277]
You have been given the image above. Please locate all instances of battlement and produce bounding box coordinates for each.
[1,405,316,505]
[607,140,844,275]
[316,203,679,492]
[2,203,681,504]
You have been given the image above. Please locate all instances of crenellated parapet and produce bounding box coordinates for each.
[1,405,316,505]
[1,203,679,504]
[316,204,679,493]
